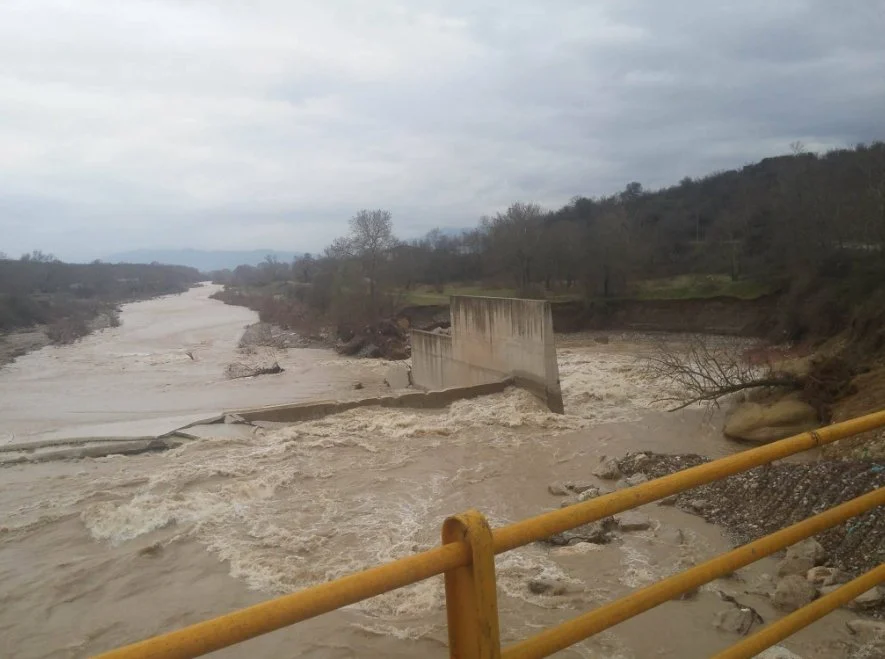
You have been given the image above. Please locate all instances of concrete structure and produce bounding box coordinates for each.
[0,380,516,464]
[411,296,564,413]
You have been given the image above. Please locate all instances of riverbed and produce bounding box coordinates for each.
[0,287,869,658]
[0,285,389,443]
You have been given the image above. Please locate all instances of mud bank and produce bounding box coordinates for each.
[0,328,50,368]
[551,296,777,335]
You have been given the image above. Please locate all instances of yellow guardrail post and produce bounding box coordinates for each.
[442,510,502,659]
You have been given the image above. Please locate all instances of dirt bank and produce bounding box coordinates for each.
[0,308,123,369]
[396,296,776,336]
[550,296,778,335]
[0,328,50,369]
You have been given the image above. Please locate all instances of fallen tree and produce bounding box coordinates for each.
[644,336,801,411]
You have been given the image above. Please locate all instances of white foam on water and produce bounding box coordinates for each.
[618,542,658,588]
[65,345,673,647]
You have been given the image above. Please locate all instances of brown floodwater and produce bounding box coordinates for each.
[0,285,389,444]
[0,289,873,658]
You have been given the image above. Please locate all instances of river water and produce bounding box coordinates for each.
[0,287,867,658]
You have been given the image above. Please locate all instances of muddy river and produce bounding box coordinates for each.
[0,287,869,658]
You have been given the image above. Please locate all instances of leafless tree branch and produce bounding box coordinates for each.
[644,335,802,411]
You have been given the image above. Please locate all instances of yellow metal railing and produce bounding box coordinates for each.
[93,409,885,659]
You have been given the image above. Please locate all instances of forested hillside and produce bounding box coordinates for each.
[215,142,885,345]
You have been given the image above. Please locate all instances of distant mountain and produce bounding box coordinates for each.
[107,249,303,271]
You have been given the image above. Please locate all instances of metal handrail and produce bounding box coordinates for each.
[92,408,885,659]
[501,487,885,659]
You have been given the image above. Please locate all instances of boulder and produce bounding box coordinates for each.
[571,481,597,494]
[617,473,649,489]
[846,619,885,643]
[714,607,759,635]
[527,577,570,596]
[846,586,885,611]
[785,539,826,566]
[724,398,819,444]
[578,486,605,502]
[630,453,652,471]
[225,360,284,379]
[687,498,710,513]
[777,556,815,577]
[658,494,679,506]
[616,512,652,532]
[817,583,881,612]
[772,575,817,612]
[593,457,621,480]
[546,521,611,546]
[559,496,581,508]
[806,566,851,587]
[748,573,777,598]
[547,481,572,496]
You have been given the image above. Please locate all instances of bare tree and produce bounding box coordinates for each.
[482,202,545,292]
[645,336,800,411]
[587,203,632,297]
[20,250,57,263]
[789,140,807,156]
[342,209,397,309]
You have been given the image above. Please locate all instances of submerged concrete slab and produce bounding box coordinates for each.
[230,379,512,423]
[1,379,517,463]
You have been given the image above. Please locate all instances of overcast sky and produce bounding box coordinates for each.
[2,1,884,261]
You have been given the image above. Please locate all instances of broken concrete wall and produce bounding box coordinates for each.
[410,330,458,391]
[411,296,563,412]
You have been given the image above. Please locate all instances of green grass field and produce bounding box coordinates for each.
[630,274,776,301]
[400,285,583,306]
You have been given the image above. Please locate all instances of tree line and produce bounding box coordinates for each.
[0,254,201,334]
[214,141,885,340]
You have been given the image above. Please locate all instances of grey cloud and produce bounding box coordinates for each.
[1,1,883,261]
